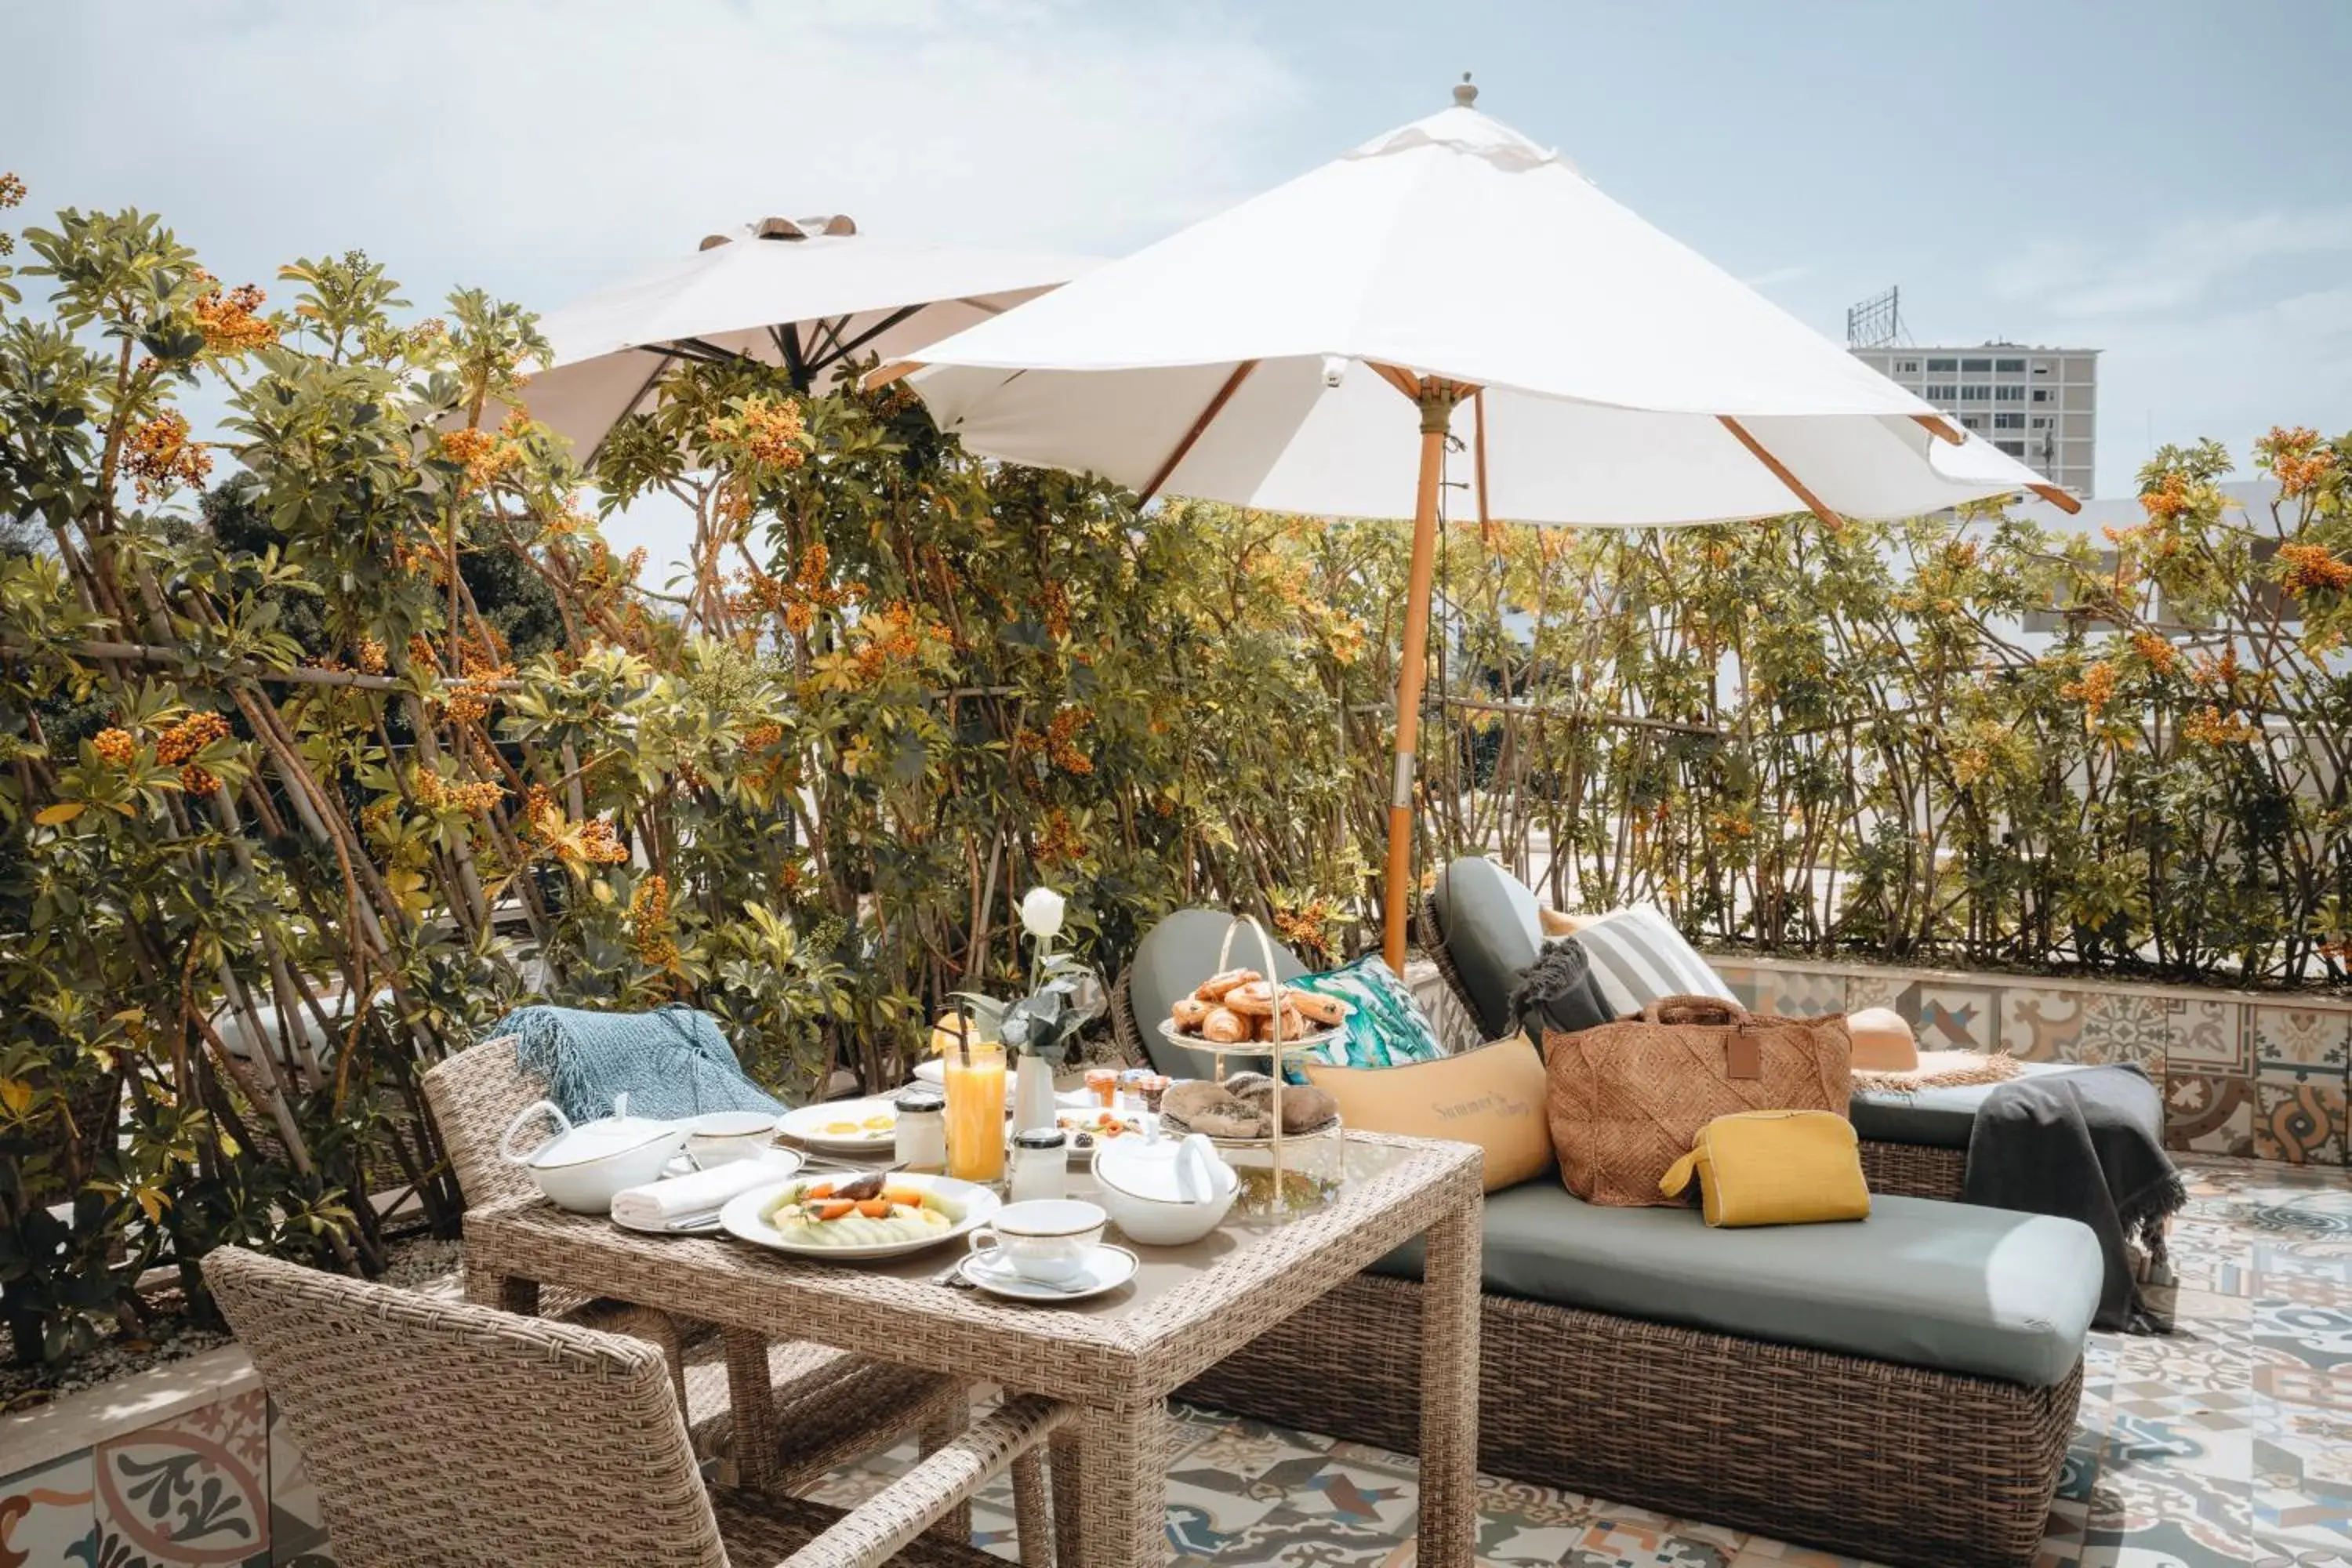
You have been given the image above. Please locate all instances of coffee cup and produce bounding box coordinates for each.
[968,1199,1108,1284]
[683,1111,781,1170]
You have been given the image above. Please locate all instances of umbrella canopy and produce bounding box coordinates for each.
[876,79,2079,966]
[519,215,1097,459]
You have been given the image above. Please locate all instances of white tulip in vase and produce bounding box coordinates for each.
[949,887,1104,1138]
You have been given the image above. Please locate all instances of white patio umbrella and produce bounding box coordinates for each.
[516,214,1096,459]
[871,78,2080,971]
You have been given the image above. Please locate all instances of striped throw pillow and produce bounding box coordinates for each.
[1571,907,1737,1018]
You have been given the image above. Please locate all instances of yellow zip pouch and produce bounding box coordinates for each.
[1658,1109,1871,1227]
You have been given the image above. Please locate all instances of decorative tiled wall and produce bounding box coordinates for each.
[0,1377,332,1568]
[1708,953,2352,1167]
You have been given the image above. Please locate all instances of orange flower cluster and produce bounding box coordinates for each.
[1025,706,1093,775]
[2140,471,2197,524]
[2279,543,2352,596]
[779,543,855,637]
[1035,808,1086,866]
[2060,660,2119,717]
[2131,633,2180,675]
[2259,426,2339,499]
[191,273,276,356]
[123,412,212,503]
[411,768,503,815]
[1272,895,1341,963]
[2183,706,2259,747]
[445,643,513,727]
[522,784,631,866]
[93,727,137,768]
[1036,579,1072,641]
[0,171,20,258]
[629,874,680,971]
[441,426,520,487]
[159,710,230,793]
[704,395,808,470]
[355,637,387,675]
[850,601,943,682]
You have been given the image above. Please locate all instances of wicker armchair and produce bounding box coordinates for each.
[421,1037,971,1491]
[205,1247,1067,1568]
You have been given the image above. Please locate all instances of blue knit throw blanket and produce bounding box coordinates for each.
[494,1004,784,1123]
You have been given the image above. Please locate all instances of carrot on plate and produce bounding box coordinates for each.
[854,1198,892,1218]
[881,1186,924,1209]
[805,1182,835,1200]
[814,1200,856,1221]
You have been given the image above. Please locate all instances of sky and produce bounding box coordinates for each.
[7,0,2349,565]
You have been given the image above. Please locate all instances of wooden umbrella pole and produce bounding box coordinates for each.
[1382,379,1463,971]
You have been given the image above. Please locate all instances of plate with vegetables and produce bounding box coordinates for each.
[719,1171,1000,1260]
[776,1097,902,1154]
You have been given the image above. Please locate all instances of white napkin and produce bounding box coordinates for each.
[610,1161,780,1229]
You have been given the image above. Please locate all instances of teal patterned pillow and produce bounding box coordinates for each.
[1282,955,1449,1080]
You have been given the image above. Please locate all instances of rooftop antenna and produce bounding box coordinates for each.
[1846,285,1909,349]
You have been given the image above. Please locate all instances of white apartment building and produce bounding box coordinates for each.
[1849,343,2098,495]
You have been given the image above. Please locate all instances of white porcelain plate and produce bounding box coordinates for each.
[776,1097,902,1152]
[718,1172,1000,1261]
[958,1242,1139,1303]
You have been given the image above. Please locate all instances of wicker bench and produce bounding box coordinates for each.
[1184,1183,2097,1568]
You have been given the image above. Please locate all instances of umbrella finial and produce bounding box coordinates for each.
[1453,71,1478,107]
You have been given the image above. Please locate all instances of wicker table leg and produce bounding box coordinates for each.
[1417,1196,1482,1568]
[722,1328,780,1490]
[463,1259,535,1316]
[1065,1402,1167,1567]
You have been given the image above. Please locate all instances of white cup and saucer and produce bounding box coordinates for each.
[681,1111,791,1171]
[957,1200,1138,1302]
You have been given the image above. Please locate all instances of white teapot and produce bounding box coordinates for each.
[1091,1130,1237,1246]
[500,1094,687,1214]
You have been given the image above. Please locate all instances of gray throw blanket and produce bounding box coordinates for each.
[1963,1064,2185,1334]
[492,1004,784,1123]
[1508,939,1620,1041]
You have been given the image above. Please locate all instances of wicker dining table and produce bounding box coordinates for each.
[460,1130,1483,1568]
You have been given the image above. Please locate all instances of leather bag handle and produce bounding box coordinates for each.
[1638,994,1762,1080]
[1641,994,1747,1027]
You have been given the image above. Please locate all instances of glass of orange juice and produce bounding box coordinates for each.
[942,1039,1007,1184]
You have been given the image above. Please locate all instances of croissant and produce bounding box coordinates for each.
[1201,1006,1250,1044]
[1196,967,1262,1003]
[1224,979,1278,1017]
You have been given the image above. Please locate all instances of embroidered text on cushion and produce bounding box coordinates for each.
[1302,1037,1552,1191]
[1570,906,1737,1017]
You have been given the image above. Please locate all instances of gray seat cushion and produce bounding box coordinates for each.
[1851,1060,2076,1149]
[1432,858,1544,1040]
[1125,909,1306,1081]
[1374,1179,2100,1387]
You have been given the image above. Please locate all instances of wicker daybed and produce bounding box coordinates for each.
[1113,908,2100,1567]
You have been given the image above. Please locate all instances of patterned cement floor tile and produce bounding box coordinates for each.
[817,1157,2352,1568]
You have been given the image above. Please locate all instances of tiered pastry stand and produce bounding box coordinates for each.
[1157,914,1348,1219]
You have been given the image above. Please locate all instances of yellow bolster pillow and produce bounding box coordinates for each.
[1659,1109,1871,1228]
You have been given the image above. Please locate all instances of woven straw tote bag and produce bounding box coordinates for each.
[1544,994,1853,1207]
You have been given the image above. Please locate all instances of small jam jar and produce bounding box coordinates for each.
[893,1088,947,1173]
[1084,1067,1120,1109]
[1008,1127,1069,1204]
